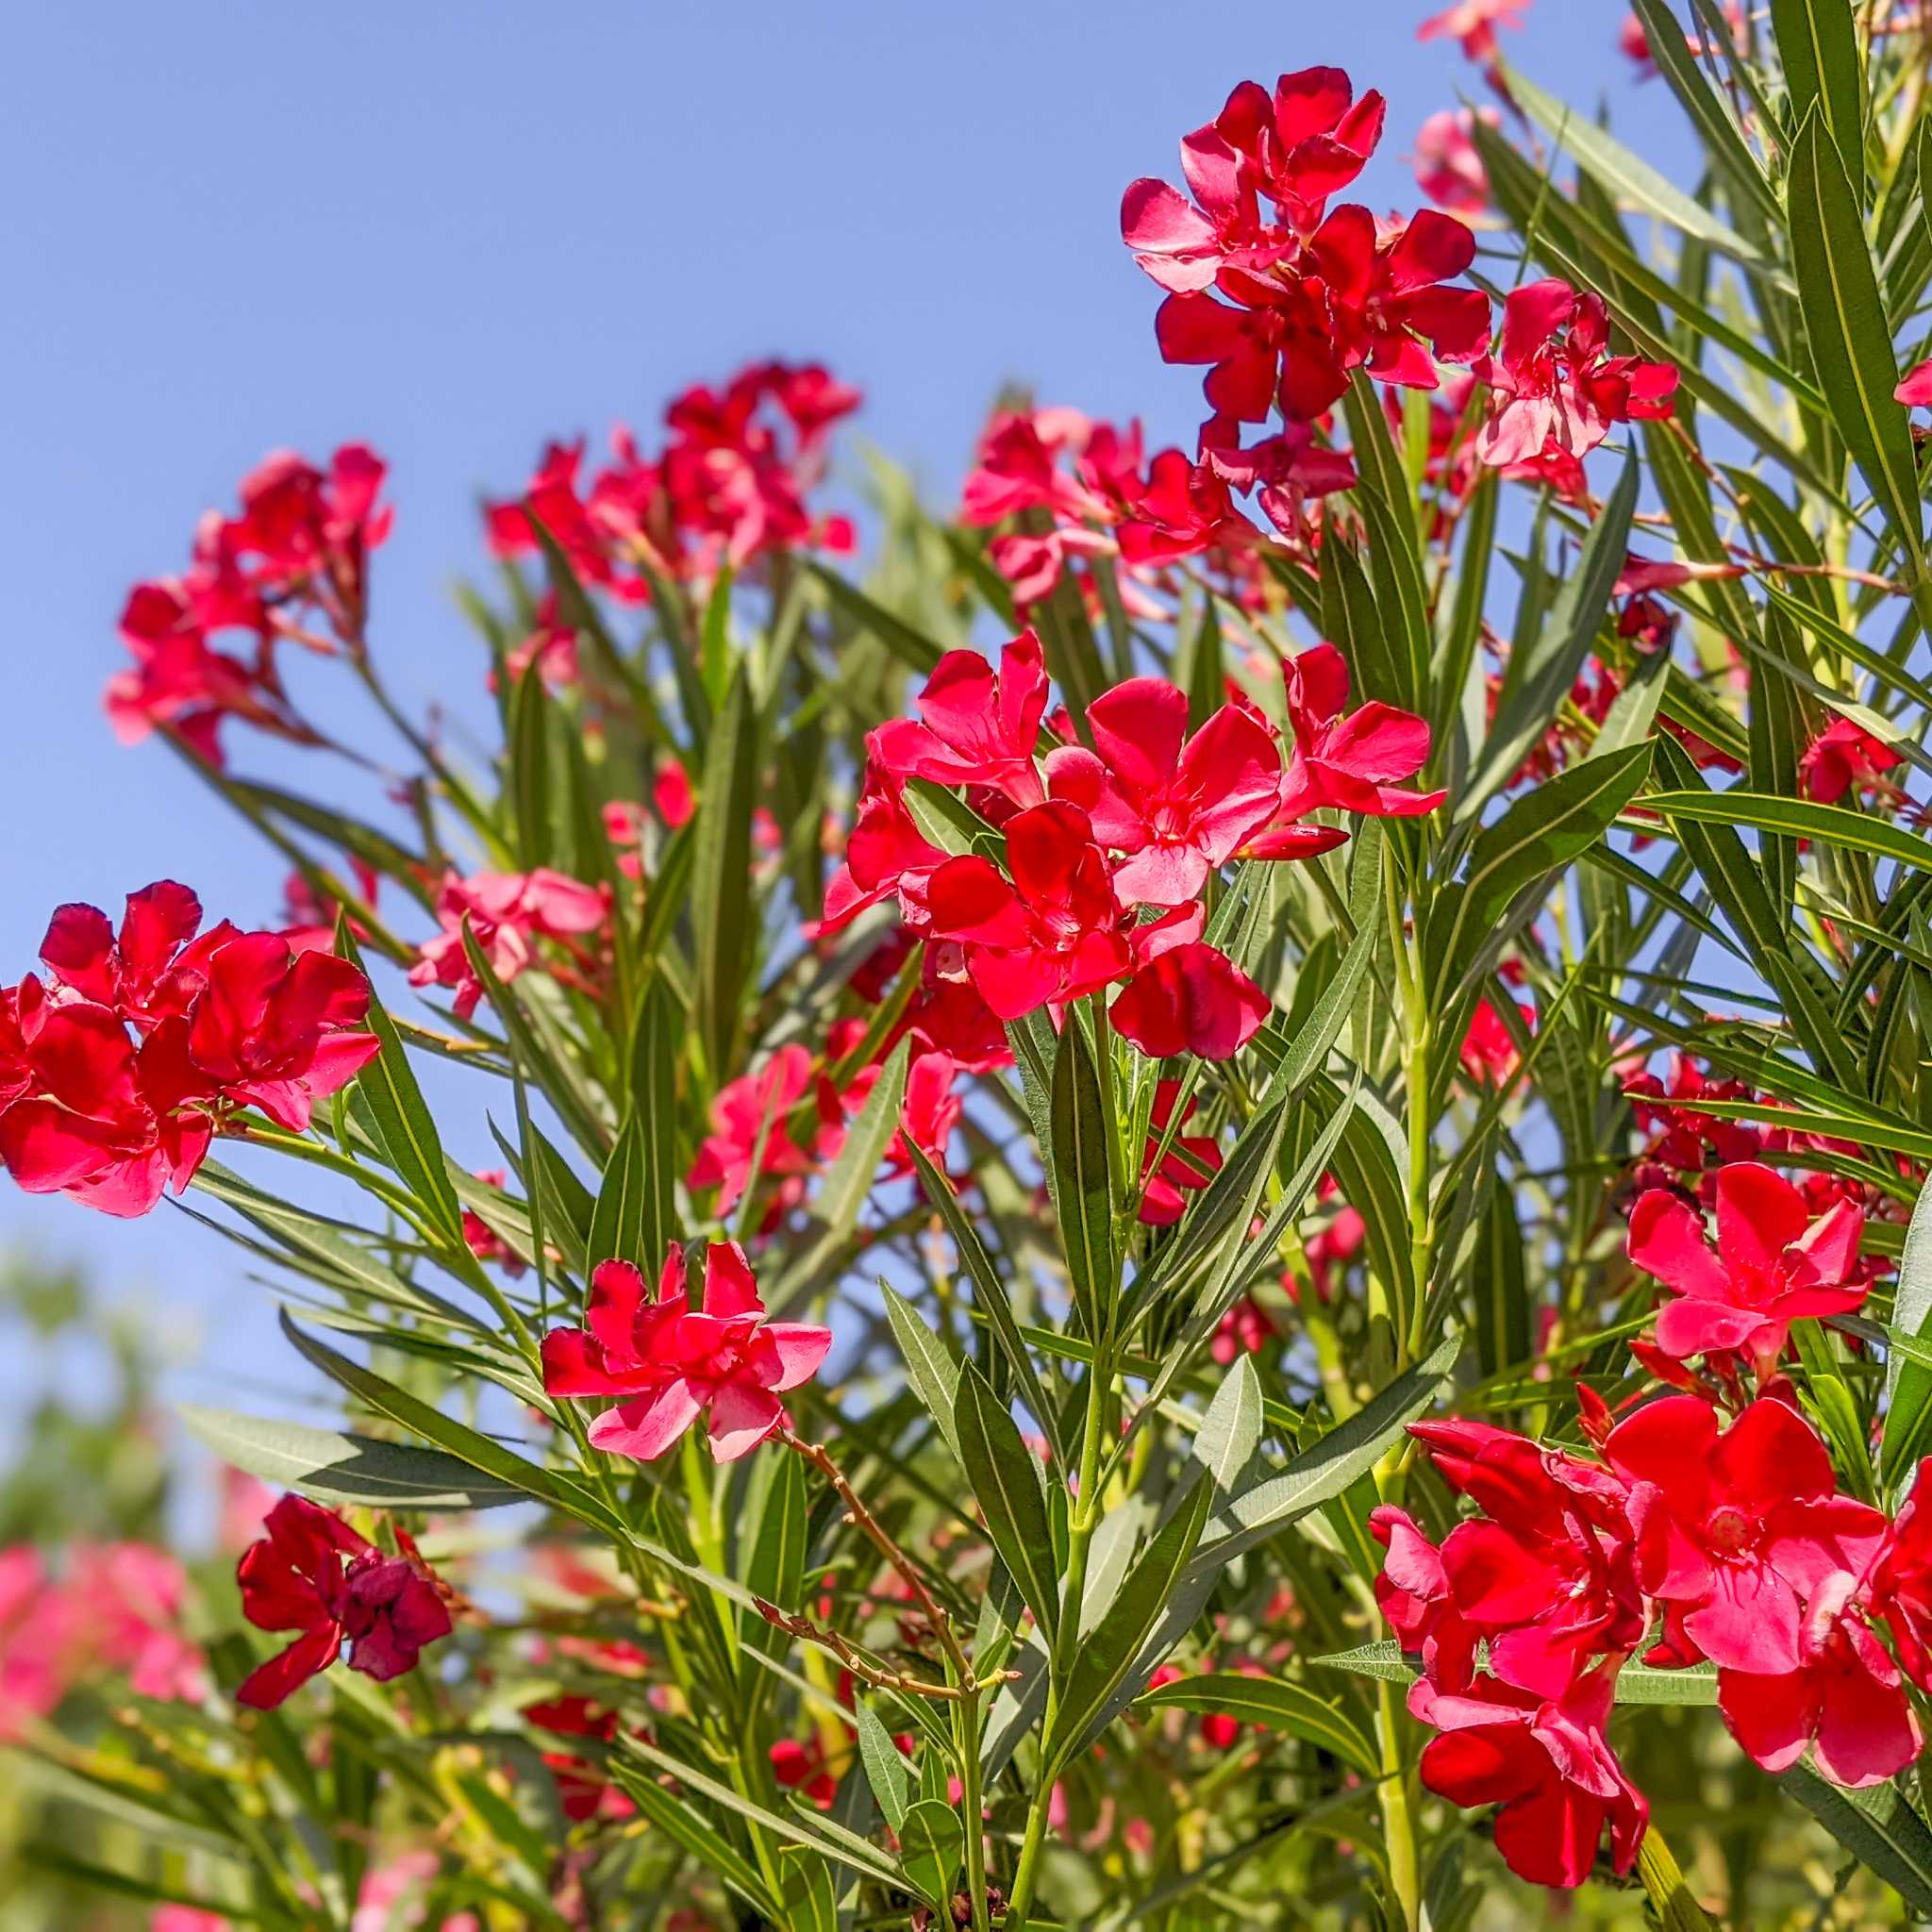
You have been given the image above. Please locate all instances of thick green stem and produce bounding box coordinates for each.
[958,1687,992,1932]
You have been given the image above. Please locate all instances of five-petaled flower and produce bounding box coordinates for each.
[541,1243,833,1462]
[1474,279,1678,472]
[1626,1162,1869,1373]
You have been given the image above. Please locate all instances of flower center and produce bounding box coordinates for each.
[1706,1505,1754,1555]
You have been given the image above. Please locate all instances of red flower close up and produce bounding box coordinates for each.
[235,1495,452,1708]
[1626,1162,1868,1371]
[541,1243,832,1463]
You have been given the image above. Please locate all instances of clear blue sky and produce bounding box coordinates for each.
[0,4,1668,1451]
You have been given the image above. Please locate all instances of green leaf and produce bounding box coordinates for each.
[1882,1177,1932,1490]
[1315,1640,1718,1707]
[1502,59,1778,274]
[1643,790,1932,877]
[1772,0,1864,190]
[898,1798,965,1910]
[1778,1764,1932,1913]
[809,562,944,675]
[1788,108,1924,561]
[1049,1021,1117,1341]
[509,658,556,869]
[1191,1334,1461,1574]
[955,1360,1062,1646]
[1192,1356,1264,1493]
[692,663,759,1078]
[603,1763,778,1918]
[1428,742,1653,1002]
[741,1445,808,1666]
[883,1283,962,1461]
[814,1036,909,1241]
[588,976,680,1274]
[1473,1174,1532,1380]
[902,1137,1063,1466]
[777,1848,838,1932]
[1458,455,1638,819]
[1139,1673,1379,1779]
[334,923,468,1251]
[1046,1474,1215,1769]
[854,1700,911,1834]
[179,1406,528,1510]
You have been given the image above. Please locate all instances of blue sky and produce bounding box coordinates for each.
[0,3,1672,1458]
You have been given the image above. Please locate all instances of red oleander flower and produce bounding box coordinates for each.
[1899,358,1932,408]
[525,1697,633,1822]
[814,766,951,939]
[0,1005,218,1217]
[1246,643,1444,858]
[1109,937,1270,1061]
[771,1734,839,1809]
[1309,207,1491,391]
[1113,446,1269,565]
[0,887,380,1217]
[541,1243,832,1463]
[180,931,381,1134]
[1411,108,1494,216]
[1407,1419,1645,1697]
[235,1495,451,1708]
[1412,1662,1647,1890]
[1800,717,1904,805]
[1044,677,1281,906]
[870,631,1050,814]
[923,802,1134,1020]
[1626,1162,1868,1370]
[1138,1080,1223,1224]
[1370,1506,1479,1692]
[1715,1569,1920,1788]
[1603,1394,1887,1676]
[1459,993,1532,1084]
[1121,69,1387,291]
[1872,1458,1932,1690]
[409,869,608,1021]
[36,882,207,1028]
[1211,1294,1276,1363]
[831,1041,964,1183]
[1474,279,1679,470]
[686,1044,826,1216]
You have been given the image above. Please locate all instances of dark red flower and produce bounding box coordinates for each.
[1138,1080,1223,1224]
[870,632,1051,814]
[235,1495,451,1708]
[1108,933,1271,1061]
[924,802,1134,1021]
[1800,717,1904,806]
[525,1697,634,1822]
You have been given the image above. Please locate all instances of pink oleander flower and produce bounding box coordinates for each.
[1410,108,1495,215]
[1474,279,1679,471]
[541,1243,832,1462]
[870,630,1051,814]
[408,869,608,1021]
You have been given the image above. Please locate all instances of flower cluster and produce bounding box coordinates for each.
[1377,1390,1932,1886]
[486,360,859,592]
[1122,69,1491,456]
[0,883,380,1217]
[235,1494,454,1707]
[541,1242,833,1462]
[821,629,1441,1062]
[107,444,391,767]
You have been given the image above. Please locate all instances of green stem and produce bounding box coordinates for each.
[958,1685,992,1932]
[1375,1676,1423,1932]
[1006,1340,1113,1932]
